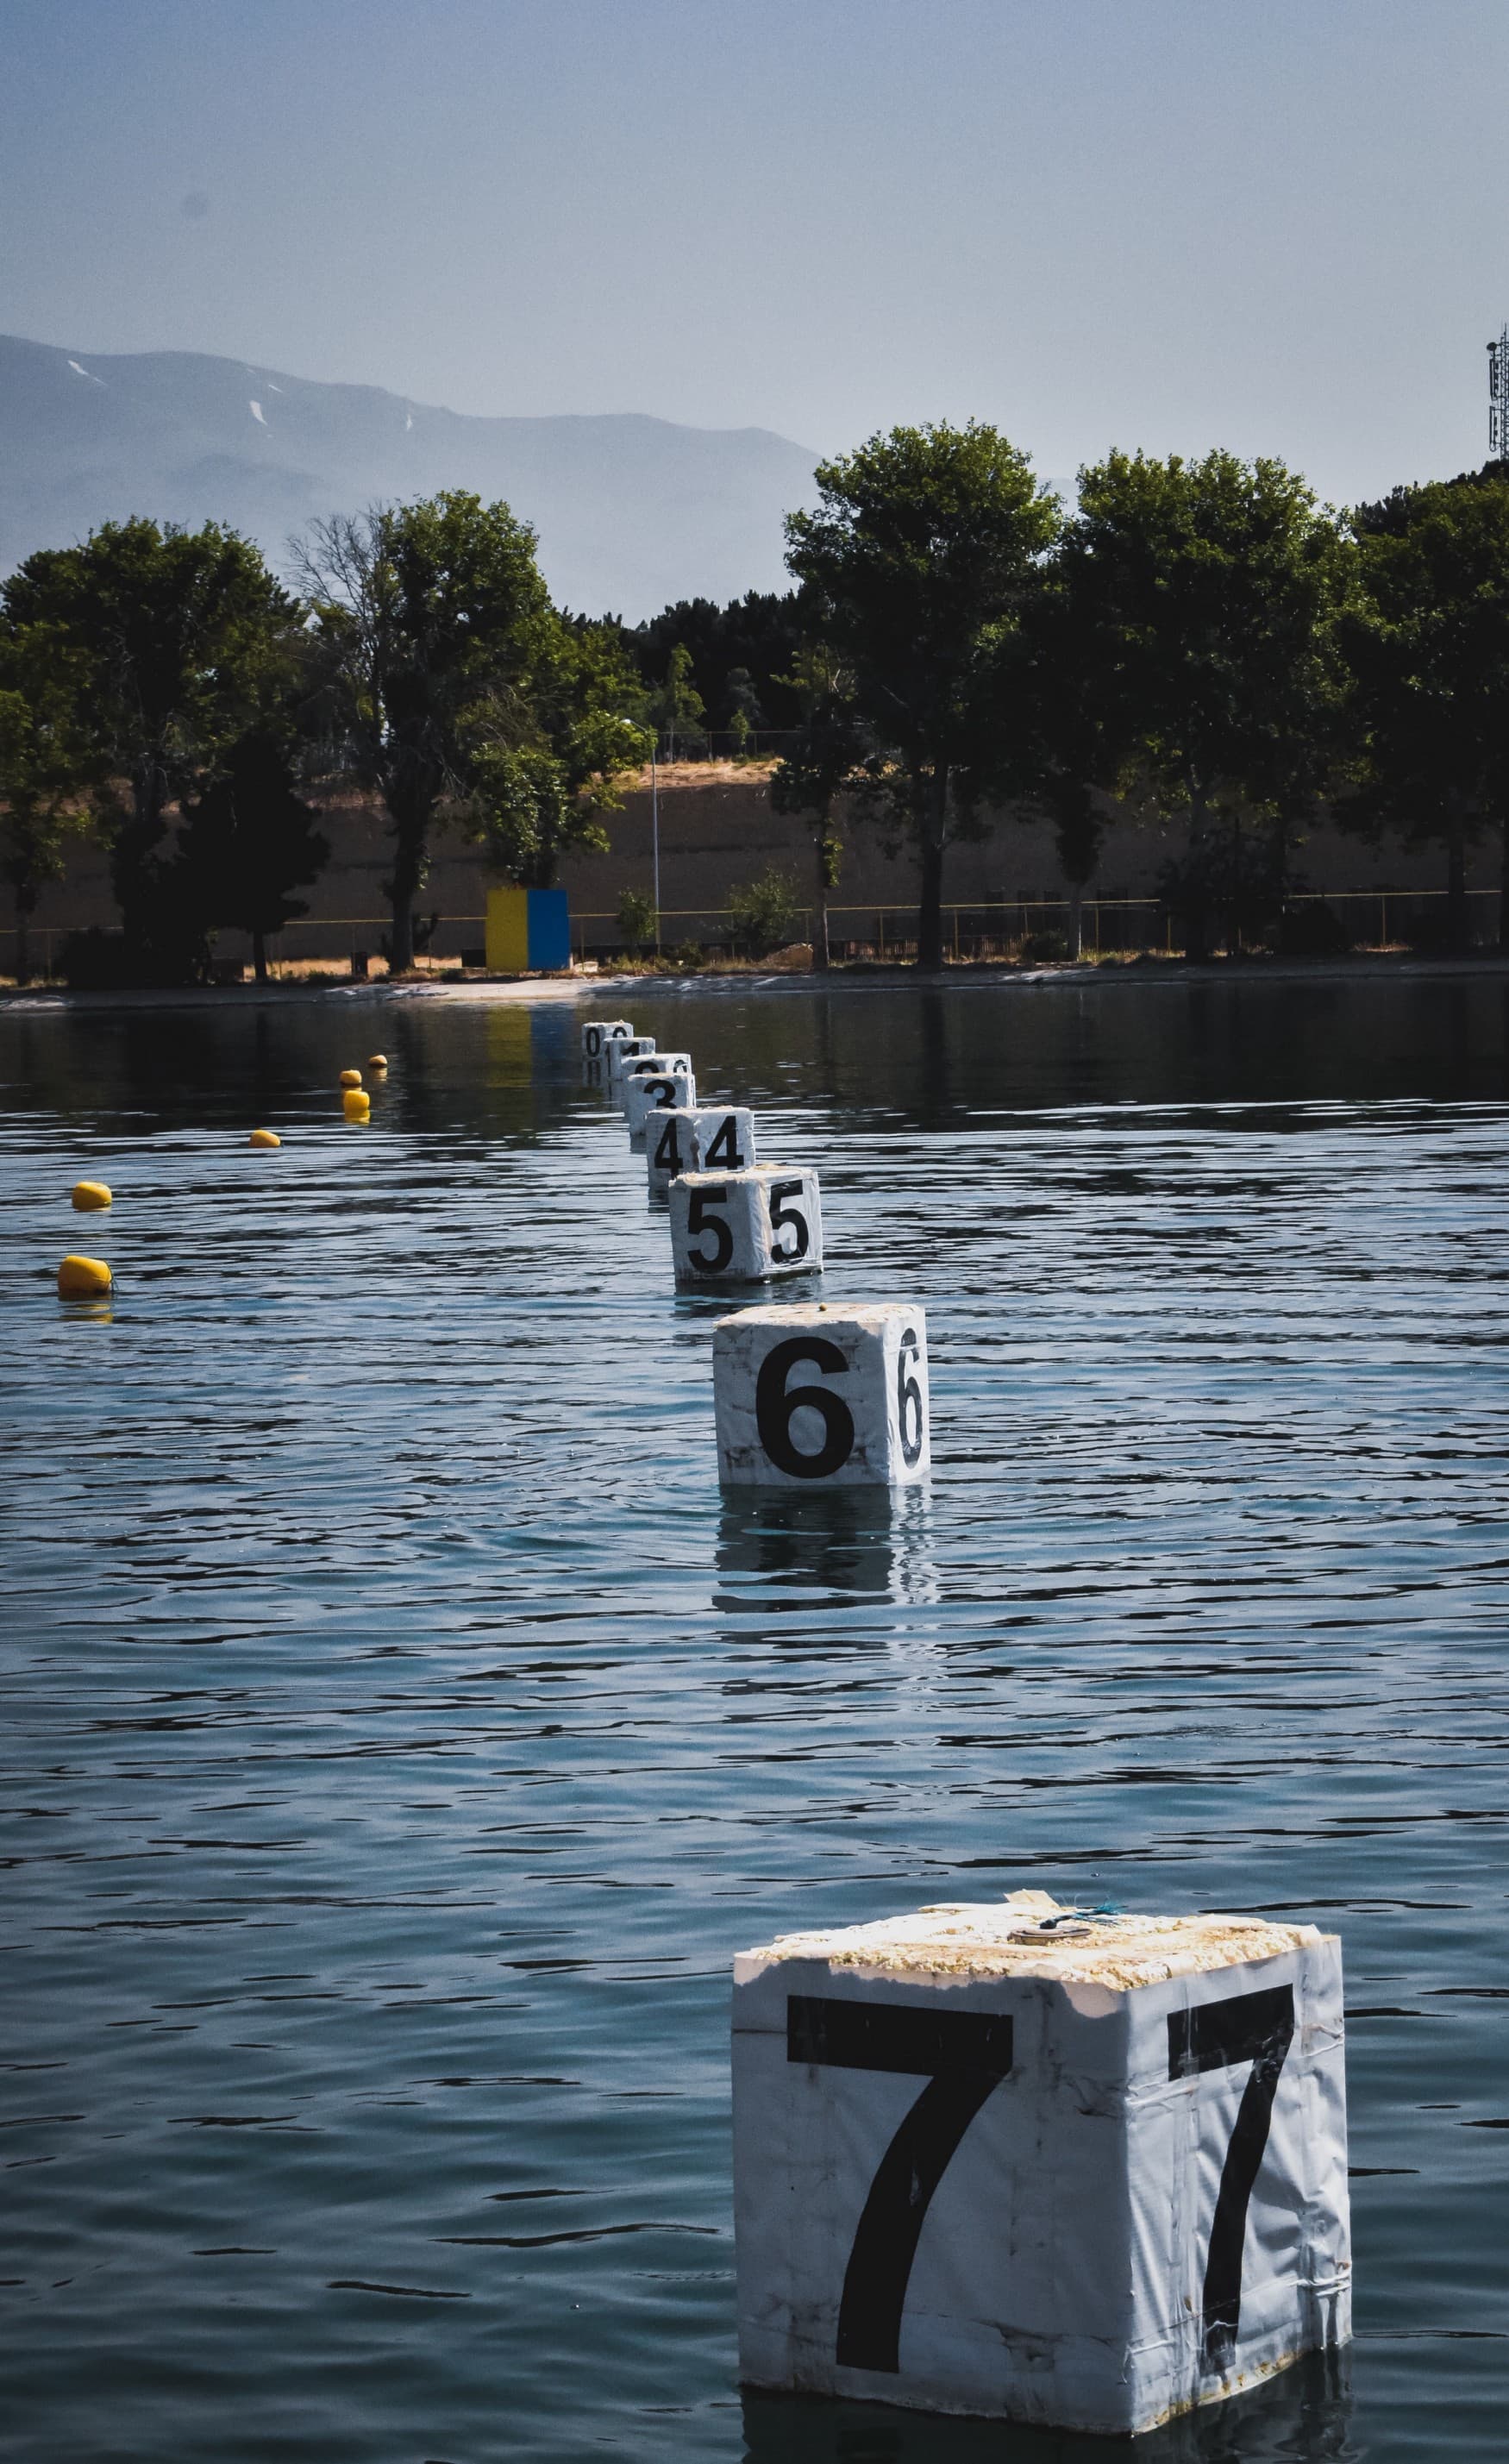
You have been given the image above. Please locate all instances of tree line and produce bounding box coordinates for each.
[4,429,1509,981]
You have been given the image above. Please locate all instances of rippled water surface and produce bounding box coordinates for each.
[4,975,1509,2464]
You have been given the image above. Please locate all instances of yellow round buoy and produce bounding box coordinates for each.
[72,1180,112,1211]
[339,1068,363,1089]
[58,1254,111,1298]
[366,1053,388,1071]
[249,1129,281,1149]
[342,1088,371,1121]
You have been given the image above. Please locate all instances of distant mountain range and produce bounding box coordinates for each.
[0,335,819,619]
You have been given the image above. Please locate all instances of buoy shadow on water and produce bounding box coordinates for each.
[714,1485,935,1614]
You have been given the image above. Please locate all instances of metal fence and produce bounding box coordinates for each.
[3,887,1502,979]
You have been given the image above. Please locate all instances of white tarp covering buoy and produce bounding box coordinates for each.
[712,1301,924,1484]
[644,1105,698,1196]
[581,1019,634,1060]
[606,1036,658,1089]
[688,1106,757,1173]
[671,1167,821,1288]
[623,1064,697,1136]
[732,1892,1349,2435]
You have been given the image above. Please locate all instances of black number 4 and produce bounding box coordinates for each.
[1168,1984,1296,2373]
[787,1996,1013,2374]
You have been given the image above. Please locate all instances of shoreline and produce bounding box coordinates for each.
[4,947,1509,1016]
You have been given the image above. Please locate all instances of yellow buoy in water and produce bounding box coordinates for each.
[366,1053,388,1070]
[249,1129,281,1149]
[58,1254,111,1298]
[72,1180,112,1211]
[339,1068,363,1089]
[342,1088,371,1121]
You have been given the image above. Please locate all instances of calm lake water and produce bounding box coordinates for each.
[3,974,1508,2464]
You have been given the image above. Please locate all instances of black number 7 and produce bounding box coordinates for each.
[1168,1983,1295,2373]
[787,1996,1014,2375]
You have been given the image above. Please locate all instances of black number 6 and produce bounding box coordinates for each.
[754,1336,855,1477]
[896,1328,924,1464]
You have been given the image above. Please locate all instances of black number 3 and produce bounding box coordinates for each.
[788,1996,1014,2374]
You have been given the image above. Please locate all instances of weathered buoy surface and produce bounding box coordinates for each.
[606,1034,657,1088]
[670,1166,821,1287]
[342,1088,371,1120]
[644,1105,698,1195]
[366,1053,388,1070]
[713,1300,925,1484]
[733,1891,1349,2434]
[582,1018,634,1060]
[71,1181,112,1211]
[58,1254,112,1298]
[248,1129,281,1149]
[689,1106,756,1173]
[339,1068,363,1089]
[623,1063,698,1135]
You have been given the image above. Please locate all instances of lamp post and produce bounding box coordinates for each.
[652,743,661,952]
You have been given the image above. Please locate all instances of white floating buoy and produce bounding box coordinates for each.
[731,1892,1349,2434]
[688,1106,757,1174]
[616,1047,692,1115]
[712,1300,925,1483]
[623,1063,698,1136]
[671,1167,822,1288]
[582,1018,635,1061]
[643,1104,698,1195]
[605,1035,657,1089]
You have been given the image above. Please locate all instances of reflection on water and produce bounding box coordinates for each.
[742,2349,1356,2463]
[3,975,1508,2464]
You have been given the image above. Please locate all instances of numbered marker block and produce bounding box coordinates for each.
[581,1018,634,1061]
[689,1106,757,1173]
[623,1063,698,1135]
[617,1047,693,1114]
[732,1893,1349,2436]
[713,1301,925,1484]
[606,1034,658,1090]
[672,1168,823,1288]
[644,1106,698,1197]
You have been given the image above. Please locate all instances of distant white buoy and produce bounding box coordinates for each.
[732,1891,1349,2432]
[605,1035,657,1089]
[623,1063,698,1136]
[671,1167,821,1288]
[616,1047,692,1115]
[712,1300,925,1484]
[582,1018,635,1061]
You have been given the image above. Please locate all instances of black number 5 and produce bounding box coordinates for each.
[686,1186,733,1272]
[1168,1984,1295,2373]
[788,1996,1014,2374]
[767,1178,810,1262]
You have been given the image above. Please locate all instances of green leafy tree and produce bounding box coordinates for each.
[650,643,706,759]
[1055,451,1354,960]
[177,726,330,982]
[770,642,864,969]
[628,589,804,731]
[1343,468,1509,950]
[725,865,801,960]
[785,422,1061,971]
[0,633,99,981]
[2,518,298,977]
[617,887,658,956]
[297,501,647,952]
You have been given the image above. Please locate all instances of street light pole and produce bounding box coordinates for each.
[652,744,661,951]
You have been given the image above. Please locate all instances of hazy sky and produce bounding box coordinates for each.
[3,0,1507,503]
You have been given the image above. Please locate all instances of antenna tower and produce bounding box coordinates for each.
[1490,326,1509,460]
